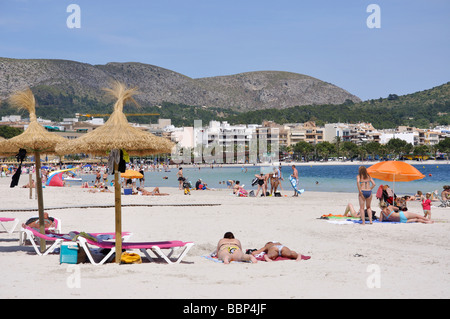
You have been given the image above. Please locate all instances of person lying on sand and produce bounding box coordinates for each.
[379,201,433,224]
[88,186,112,193]
[136,187,169,196]
[250,241,304,261]
[22,179,35,188]
[216,232,257,264]
[343,203,361,218]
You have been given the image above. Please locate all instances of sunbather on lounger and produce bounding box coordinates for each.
[137,187,169,196]
[216,232,257,264]
[251,241,304,261]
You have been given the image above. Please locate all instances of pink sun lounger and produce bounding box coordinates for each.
[0,218,20,234]
[21,226,132,256]
[77,236,195,266]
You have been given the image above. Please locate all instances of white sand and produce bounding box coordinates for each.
[0,176,449,299]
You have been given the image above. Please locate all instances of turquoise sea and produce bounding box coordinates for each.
[77,163,450,195]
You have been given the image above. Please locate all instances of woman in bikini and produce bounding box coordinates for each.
[357,166,376,225]
[251,241,304,261]
[216,232,257,264]
[379,201,433,224]
[137,187,169,196]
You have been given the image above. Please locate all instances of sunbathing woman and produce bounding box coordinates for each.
[379,201,433,224]
[216,232,257,264]
[137,187,169,196]
[251,241,304,261]
[343,203,361,218]
[357,166,376,225]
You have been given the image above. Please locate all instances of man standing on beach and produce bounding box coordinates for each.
[291,165,299,197]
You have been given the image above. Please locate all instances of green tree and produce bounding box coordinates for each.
[340,141,359,160]
[333,136,342,159]
[385,138,411,159]
[0,126,23,138]
[436,137,450,160]
[413,145,430,159]
[315,141,335,161]
[364,141,381,159]
[293,141,314,161]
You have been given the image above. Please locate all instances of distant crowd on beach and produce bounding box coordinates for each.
[3,160,449,221]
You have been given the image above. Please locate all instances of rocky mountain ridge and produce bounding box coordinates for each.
[0,57,361,111]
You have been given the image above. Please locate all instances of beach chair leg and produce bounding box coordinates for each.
[151,243,195,264]
[78,239,115,266]
[19,229,25,246]
[29,237,63,256]
[140,249,155,263]
[0,218,19,234]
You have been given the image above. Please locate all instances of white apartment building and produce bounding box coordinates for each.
[200,121,257,147]
[324,122,380,145]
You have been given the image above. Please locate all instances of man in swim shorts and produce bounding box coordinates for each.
[216,232,257,264]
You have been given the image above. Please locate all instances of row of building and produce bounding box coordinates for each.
[1,115,449,151]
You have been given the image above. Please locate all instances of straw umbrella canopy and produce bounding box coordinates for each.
[55,81,175,263]
[0,88,67,252]
[55,82,174,156]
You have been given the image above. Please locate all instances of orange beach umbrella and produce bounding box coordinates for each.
[367,161,425,182]
[120,170,143,179]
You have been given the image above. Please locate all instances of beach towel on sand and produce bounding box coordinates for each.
[320,214,401,224]
[202,253,311,263]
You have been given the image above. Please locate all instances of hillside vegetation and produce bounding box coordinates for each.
[0,57,448,129]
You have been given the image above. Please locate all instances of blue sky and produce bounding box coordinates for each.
[0,0,448,101]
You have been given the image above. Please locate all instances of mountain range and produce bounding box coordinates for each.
[0,57,360,112]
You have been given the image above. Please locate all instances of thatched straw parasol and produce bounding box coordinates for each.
[56,81,175,263]
[56,82,174,156]
[0,88,66,252]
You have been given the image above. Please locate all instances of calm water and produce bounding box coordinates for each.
[75,163,450,195]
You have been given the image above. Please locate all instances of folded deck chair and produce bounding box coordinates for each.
[438,197,450,208]
[0,218,20,234]
[433,191,450,208]
[77,236,195,266]
[21,226,132,256]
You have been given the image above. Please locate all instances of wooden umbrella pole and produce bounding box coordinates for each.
[114,160,122,264]
[34,151,46,253]
[29,173,32,199]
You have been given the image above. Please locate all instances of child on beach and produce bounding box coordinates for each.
[422,193,432,220]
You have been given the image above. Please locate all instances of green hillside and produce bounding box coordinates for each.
[0,81,448,129]
[225,82,450,129]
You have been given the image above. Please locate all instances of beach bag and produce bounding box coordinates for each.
[251,177,258,186]
[249,190,255,197]
[376,185,383,199]
[274,192,282,197]
[121,252,142,264]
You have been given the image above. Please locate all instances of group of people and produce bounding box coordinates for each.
[176,164,301,198]
[347,166,435,224]
[215,232,306,264]
[253,165,297,197]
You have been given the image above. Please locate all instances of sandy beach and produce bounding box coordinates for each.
[0,175,449,299]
